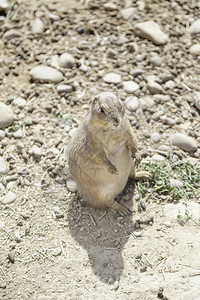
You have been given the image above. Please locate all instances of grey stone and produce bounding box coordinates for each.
[0,157,7,174]
[13,97,26,108]
[0,130,5,139]
[59,53,75,69]
[3,29,22,40]
[139,96,155,108]
[125,96,139,111]
[189,44,200,56]
[103,72,121,84]
[193,92,200,110]
[151,133,160,143]
[57,84,73,94]
[147,78,163,94]
[32,146,42,158]
[1,191,17,204]
[159,73,174,83]
[69,128,77,137]
[66,178,77,192]
[31,18,44,34]
[150,55,162,66]
[151,154,165,161]
[122,81,139,93]
[163,80,175,90]
[170,133,197,152]
[13,129,23,139]
[169,178,184,188]
[120,7,136,20]
[134,21,169,45]
[0,102,14,129]
[29,66,63,83]
[190,19,200,34]
[104,3,117,10]
[152,110,164,120]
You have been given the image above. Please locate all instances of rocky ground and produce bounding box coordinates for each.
[0,0,200,299]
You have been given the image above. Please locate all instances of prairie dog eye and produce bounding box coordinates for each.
[100,107,105,113]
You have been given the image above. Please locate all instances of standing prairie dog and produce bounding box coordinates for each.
[68,92,151,215]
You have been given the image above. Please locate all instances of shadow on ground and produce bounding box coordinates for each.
[67,181,136,283]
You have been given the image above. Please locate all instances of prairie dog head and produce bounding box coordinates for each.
[91,92,125,130]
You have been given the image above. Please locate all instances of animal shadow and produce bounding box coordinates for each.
[67,180,137,284]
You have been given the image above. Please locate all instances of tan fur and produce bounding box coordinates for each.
[67,92,151,215]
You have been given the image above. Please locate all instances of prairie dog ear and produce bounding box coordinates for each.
[91,95,99,106]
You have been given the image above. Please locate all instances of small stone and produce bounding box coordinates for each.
[13,97,26,108]
[32,145,42,158]
[151,154,165,161]
[169,178,184,188]
[151,132,160,143]
[151,110,164,120]
[163,221,172,228]
[51,247,62,256]
[159,73,174,83]
[193,92,200,110]
[66,178,77,192]
[133,231,143,237]
[3,29,22,40]
[150,55,162,66]
[163,80,175,90]
[120,7,136,20]
[158,145,170,152]
[14,231,21,242]
[0,130,5,139]
[170,133,197,152]
[190,19,200,34]
[0,282,7,289]
[189,44,200,56]
[31,18,44,34]
[134,21,169,45]
[104,2,117,10]
[57,84,73,94]
[135,253,142,259]
[48,13,60,21]
[29,66,63,83]
[139,96,155,108]
[166,117,175,126]
[0,157,7,174]
[125,96,139,111]
[0,221,5,230]
[2,191,17,204]
[69,128,77,137]
[13,129,23,139]
[59,53,75,69]
[113,280,119,291]
[0,0,9,11]
[122,81,139,93]
[107,48,118,59]
[0,102,14,129]
[6,181,14,190]
[8,253,15,263]
[147,79,163,94]
[103,73,121,84]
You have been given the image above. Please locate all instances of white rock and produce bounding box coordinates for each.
[69,128,77,137]
[0,0,9,11]
[139,96,154,108]
[190,19,200,34]
[189,44,200,56]
[134,21,169,45]
[150,55,162,66]
[66,178,77,192]
[125,96,139,111]
[122,81,139,93]
[3,29,22,40]
[57,84,73,94]
[104,3,117,11]
[170,133,197,152]
[0,130,5,139]
[164,201,200,221]
[0,157,7,174]
[103,72,121,84]
[31,18,44,34]
[147,79,163,94]
[29,66,63,83]
[0,220,5,230]
[1,191,17,204]
[151,154,165,161]
[50,55,60,69]
[158,145,170,152]
[0,102,14,129]
[13,97,26,108]
[13,129,23,139]
[6,181,14,190]
[120,7,136,20]
[59,53,75,69]
[193,92,200,110]
[48,13,60,21]
[163,80,175,90]
[169,178,184,188]
[151,132,160,143]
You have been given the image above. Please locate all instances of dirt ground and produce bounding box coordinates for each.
[0,0,200,299]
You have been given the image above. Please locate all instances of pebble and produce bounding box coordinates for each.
[48,13,60,21]
[59,53,75,69]
[103,72,121,84]
[120,7,136,20]
[150,55,162,66]
[125,96,139,111]
[122,81,139,93]
[151,110,164,120]
[164,201,200,221]
[113,280,119,291]
[169,178,184,188]
[147,78,163,94]
[66,178,77,192]
[32,145,42,158]
[6,181,14,190]
[3,29,22,40]
[189,44,200,56]
[13,128,23,139]
[139,96,154,108]
[13,97,26,108]
[170,133,197,152]
[0,221,5,230]
[163,221,172,228]
[69,128,77,137]
[151,132,161,143]
[0,0,9,11]
[0,157,7,174]
[31,18,44,34]
[0,102,14,129]
[104,3,117,11]
[158,145,170,152]
[56,84,73,94]
[151,154,165,161]
[159,73,174,83]
[134,20,169,45]
[29,66,63,83]
[133,231,143,237]
[190,19,200,34]
[193,92,200,110]
[1,191,17,204]
[0,129,5,139]
[163,80,175,90]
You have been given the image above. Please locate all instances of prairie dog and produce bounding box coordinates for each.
[68,92,151,215]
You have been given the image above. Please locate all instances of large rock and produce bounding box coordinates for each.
[0,102,14,129]
[170,133,197,152]
[29,66,63,83]
[134,21,169,45]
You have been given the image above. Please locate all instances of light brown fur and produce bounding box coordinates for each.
[68,92,151,215]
